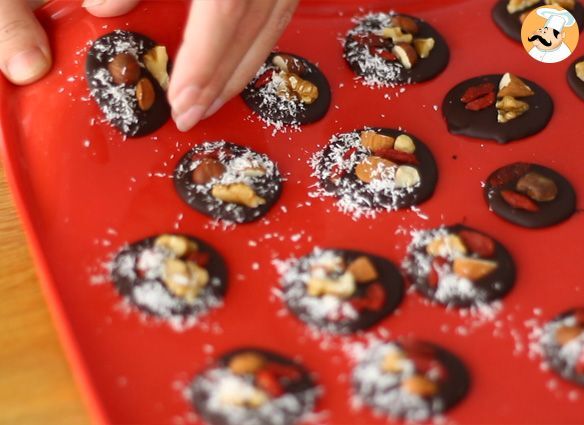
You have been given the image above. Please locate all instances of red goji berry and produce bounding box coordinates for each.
[458,230,495,258]
[488,163,531,188]
[427,257,448,288]
[254,69,275,89]
[352,33,386,48]
[375,148,419,165]
[465,92,496,111]
[460,82,496,103]
[187,251,210,267]
[255,370,284,397]
[500,190,539,212]
[263,363,302,381]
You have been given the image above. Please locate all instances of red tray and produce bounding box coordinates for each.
[1,0,584,423]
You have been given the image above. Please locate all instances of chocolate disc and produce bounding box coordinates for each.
[174,141,283,224]
[403,224,516,308]
[111,234,227,319]
[352,340,470,420]
[241,52,331,127]
[568,56,584,100]
[343,12,449,86]
[484,162,576,228]
[492,0,584,43]
[280,248,404,334]
[311,128,438,216]
[540,308,584,386]
[190,348,319,425]
[442,74,553,143]
[86,30,171,137]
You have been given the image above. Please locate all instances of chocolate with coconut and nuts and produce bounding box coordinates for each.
[540,307,584,386]
[352,340,470,421]
[484,162,576,228]
[311,128,438,216]
[189,348,319,425]
[174,141,282,223]
[86,30,171,137]
[343,12,449,86]
[110,234,227,319]
[403,225,516,308]
[280,248,404,334]
[568,56,584,100]
[443,73,553,143]
[241,52,331,128]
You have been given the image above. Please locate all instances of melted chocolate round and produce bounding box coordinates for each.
[540,308,584,386]
[442,74,553,143]
[241,52,331,126]
[190,348,318,425]
[111,234,227,318]
[568,55,584,100]
[313,128,438,213]
[281,248,404,334]
[403,224,516,308]
[343,13,449,85]
[352,340,470,420]
[492,0,584,43]
[484,162,576,228]
[86,30,171,137]
[174,141,283,224]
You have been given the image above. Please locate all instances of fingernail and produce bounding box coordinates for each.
[174,105,206,132]
[6,48,49,84]
[203,98,225,119]
[170,85,201,117]
[82,0,105,8]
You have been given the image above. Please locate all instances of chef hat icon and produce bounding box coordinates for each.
[536,7,577,32]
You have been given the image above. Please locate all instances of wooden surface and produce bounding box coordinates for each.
[0,163,90,425]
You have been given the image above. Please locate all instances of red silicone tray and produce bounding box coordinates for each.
[1,0,584,424]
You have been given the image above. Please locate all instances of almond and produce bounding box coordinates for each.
[228,352,266,375]
[516,172,557,202]
[402,375,438,397]
[391,15,419,34]
[192,158,225,185]
[272,54,307,75]
[496,96,529,123]
[453,257,497,281]
[155,234,198,257]
[346,256,378,283]
[394,165,420,188]
[392,43,418,69]
[575,61,584,82]
[507,0,539,13]
[394,134,416,154]
[108,53,141,85]
[379,27,413,44]
[136,78,155,111]
[555,325,583,345]
[211,183,266,208]
[498,73,534,98]
[381,351,406,373]
[413,38,435,59]
[144,45,170,91]
[360,130,395,152]
[243,166,266,177]
[355,156,395,183]
[426,235,467,257]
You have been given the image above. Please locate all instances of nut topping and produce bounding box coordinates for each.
[144,45,170,91]
[426,234,467,257]
[452,257,497,281]
[401,375,438,397]
[555,325,583,345]
[391,16,420,35]
[507,0,539,13]
[360,131,395,152]
[272,54,307,75]
[392,43,418,69]
[575,61,584,82]
[108,53,141,85]
[379,26,413,44]
[381,351,405,373]
[155,234,198,257]
[243,166,267,177]
[228,352,266,375]
[220,388,268,409]
[136,77,155,111]
[211,183,266,208]
[394,165,421,188]
[413,38,435,59]
[355,156,395,183]
[192,158,226,185]
[307,272,356,299]
[394,134,416,153]
[278,71,319,104]
[516,172,558,202]
[498,73,534,98]
[346,256,378,283]
[162,258,209,301]
[496,96,529,123]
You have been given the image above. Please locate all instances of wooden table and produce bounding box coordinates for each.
[0,164,90,424]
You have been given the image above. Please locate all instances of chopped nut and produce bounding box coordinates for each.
[228,352,266,375]
[379,26,413,44]
[498,73,534,98]
[155,234,198,257]
[272,54,307,75]
[211,183,266,208]
[220,388,268,408]
[355,156,395,184]
[555,326,583,345]
[287,73,319,104]
[402,375,438,397]
[136,78,155,111]
[394,165,420,188]
[413,38,435,59]
[507,0,539,13]
[575,61,584,82]
[108,53,141,85]
[453,257,497,281]
[516,172,557,202]
[162,258,209,301]
[360,131,395,152]
[391,16,419,34]
[496,96,529,123]
[426,235,467,257]
[545,0,575,9]
[192,158,225,185]
[143,46,170,91]
[392,43,418,69]
[346,256,378,283]
[307,272,356,299]
[394,134,416,154]
[381,351,406,373]
[243,166,266,177]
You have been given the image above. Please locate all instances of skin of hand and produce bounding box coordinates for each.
[0,0,298,132]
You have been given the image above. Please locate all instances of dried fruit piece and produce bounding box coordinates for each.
[355,156,395,183]
[453,257,497,281]
[465,92,496,111]
[461,83,496,103]
[498,73,534,98]
[501,189,539,212]
[516,172,558,202]
[374,49,398,62]
[427,257,448,287]
[347,256,378,283]
[360,131,395,152]
[402,375,438,397]
[488,163,531,188]
[496,96,529,123]
[162,258,209,301]
[108,53,141,85]
[391,16,420,34]
[155,234,198,257]
[136,78,155,111]
[381,351,405,373]
[379,26,413,44]
[272,54,307,75]
[575,61,584,82]
[143,45,169,91]
[229,352,266,375]
[192,158,226,185]
[545,0,576,9]
[307,273,356,299]
[426,235,467,257]
[555,326,583,345]
[392,43,418,69]
[458,230,495,258]
[211,183,266,208]
[254,69,275,89]
[375,148,419,165]
[351,33,387,48]
[255,370,284,397]
[394,134,416,154]
[395,165,421,188]
[413,38,435,59]
[507,0,539,13]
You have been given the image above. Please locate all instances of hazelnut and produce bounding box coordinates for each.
[575,61,584,82]
[272,54,307,75]
[360,131,395,152]
[402,375,438,397]
[355,156,395,184]
[496,96,529,123]
[391,15,420,34]
[211,183,266,208]
[228,352,266,375]
[413,38,435,59]
[155,234,198,257]
[452,257,498,281]
[136,78,155,111]
[498,73,534,98]
[507,0,539,13]
[346,256,378,283]
[144,45,170,91]
[379,26,413,44]
[392,43,418,69]
[516,172,557,202]
[108,53,141,85]
[555,325,583,345]
[426,235,467,257]
[394,165,420,188]
[192,158,226,185]
[394,134,416,154]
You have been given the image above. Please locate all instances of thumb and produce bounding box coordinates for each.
[82,0,142,18]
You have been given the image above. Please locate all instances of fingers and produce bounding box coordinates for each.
[82,0,141,18]
[0,0,51,85]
